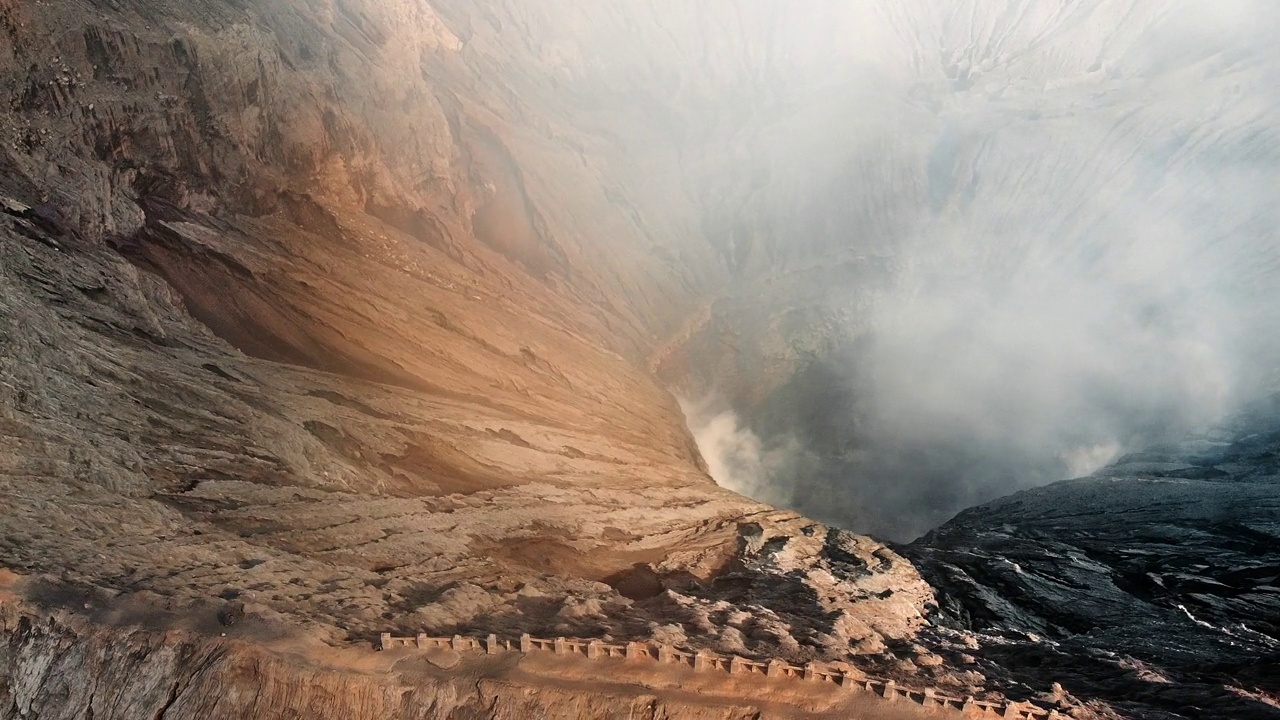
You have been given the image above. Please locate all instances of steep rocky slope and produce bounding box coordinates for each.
[0,0,954,717]
[2,0,1278,718]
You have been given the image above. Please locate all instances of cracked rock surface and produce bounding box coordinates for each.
[906,396,1280,719]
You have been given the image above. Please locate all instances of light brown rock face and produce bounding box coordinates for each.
[1,585,968,720]
[0,0,965,717]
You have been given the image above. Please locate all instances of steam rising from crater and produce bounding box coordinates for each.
[679,399,796,509]
[656,0,1280,540]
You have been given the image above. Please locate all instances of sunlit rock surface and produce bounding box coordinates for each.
[0,0,939,716]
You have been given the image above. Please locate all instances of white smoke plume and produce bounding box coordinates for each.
[679,398,797,509]
[664,0,1280,541]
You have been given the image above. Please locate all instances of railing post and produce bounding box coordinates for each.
[729,656,747,675]
[587,640,603,659]
[766,659,785,678]
[415,633,429,649]
[923,687,936,706]
[693,650,710,671]
[451,634,466,651]
[625,641,644,659]
[803,662,816,681]
[486,634,501,654]
[657,644,674,664]
[554,637,569,655]
[520,633,532,653]
[378,632,392,650]
[883,680,897,702]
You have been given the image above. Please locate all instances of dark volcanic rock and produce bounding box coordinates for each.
[906,396,1280,719]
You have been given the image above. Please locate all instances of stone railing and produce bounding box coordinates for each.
[376,632,1064,719]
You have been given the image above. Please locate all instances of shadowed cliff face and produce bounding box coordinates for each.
[1,0,1279,718]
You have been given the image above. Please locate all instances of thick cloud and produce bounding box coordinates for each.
[671,0,1280,540]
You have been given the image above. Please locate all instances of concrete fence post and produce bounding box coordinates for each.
[923,687,936,706]
[486,634,500,654]
[451,635,465,651]
[587,640,604,659]
[625,642,644,659]
[883,680,897,702]
[803,662,817,681]
[520,633,532,653]
[378,633,392,650]
[729,656,747,675]
[415,633,429,649]
[766,659,786,678]
[962,696,976,713]
[657,643,674,664]
[554,637,569,655]
[693,650,710,671]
